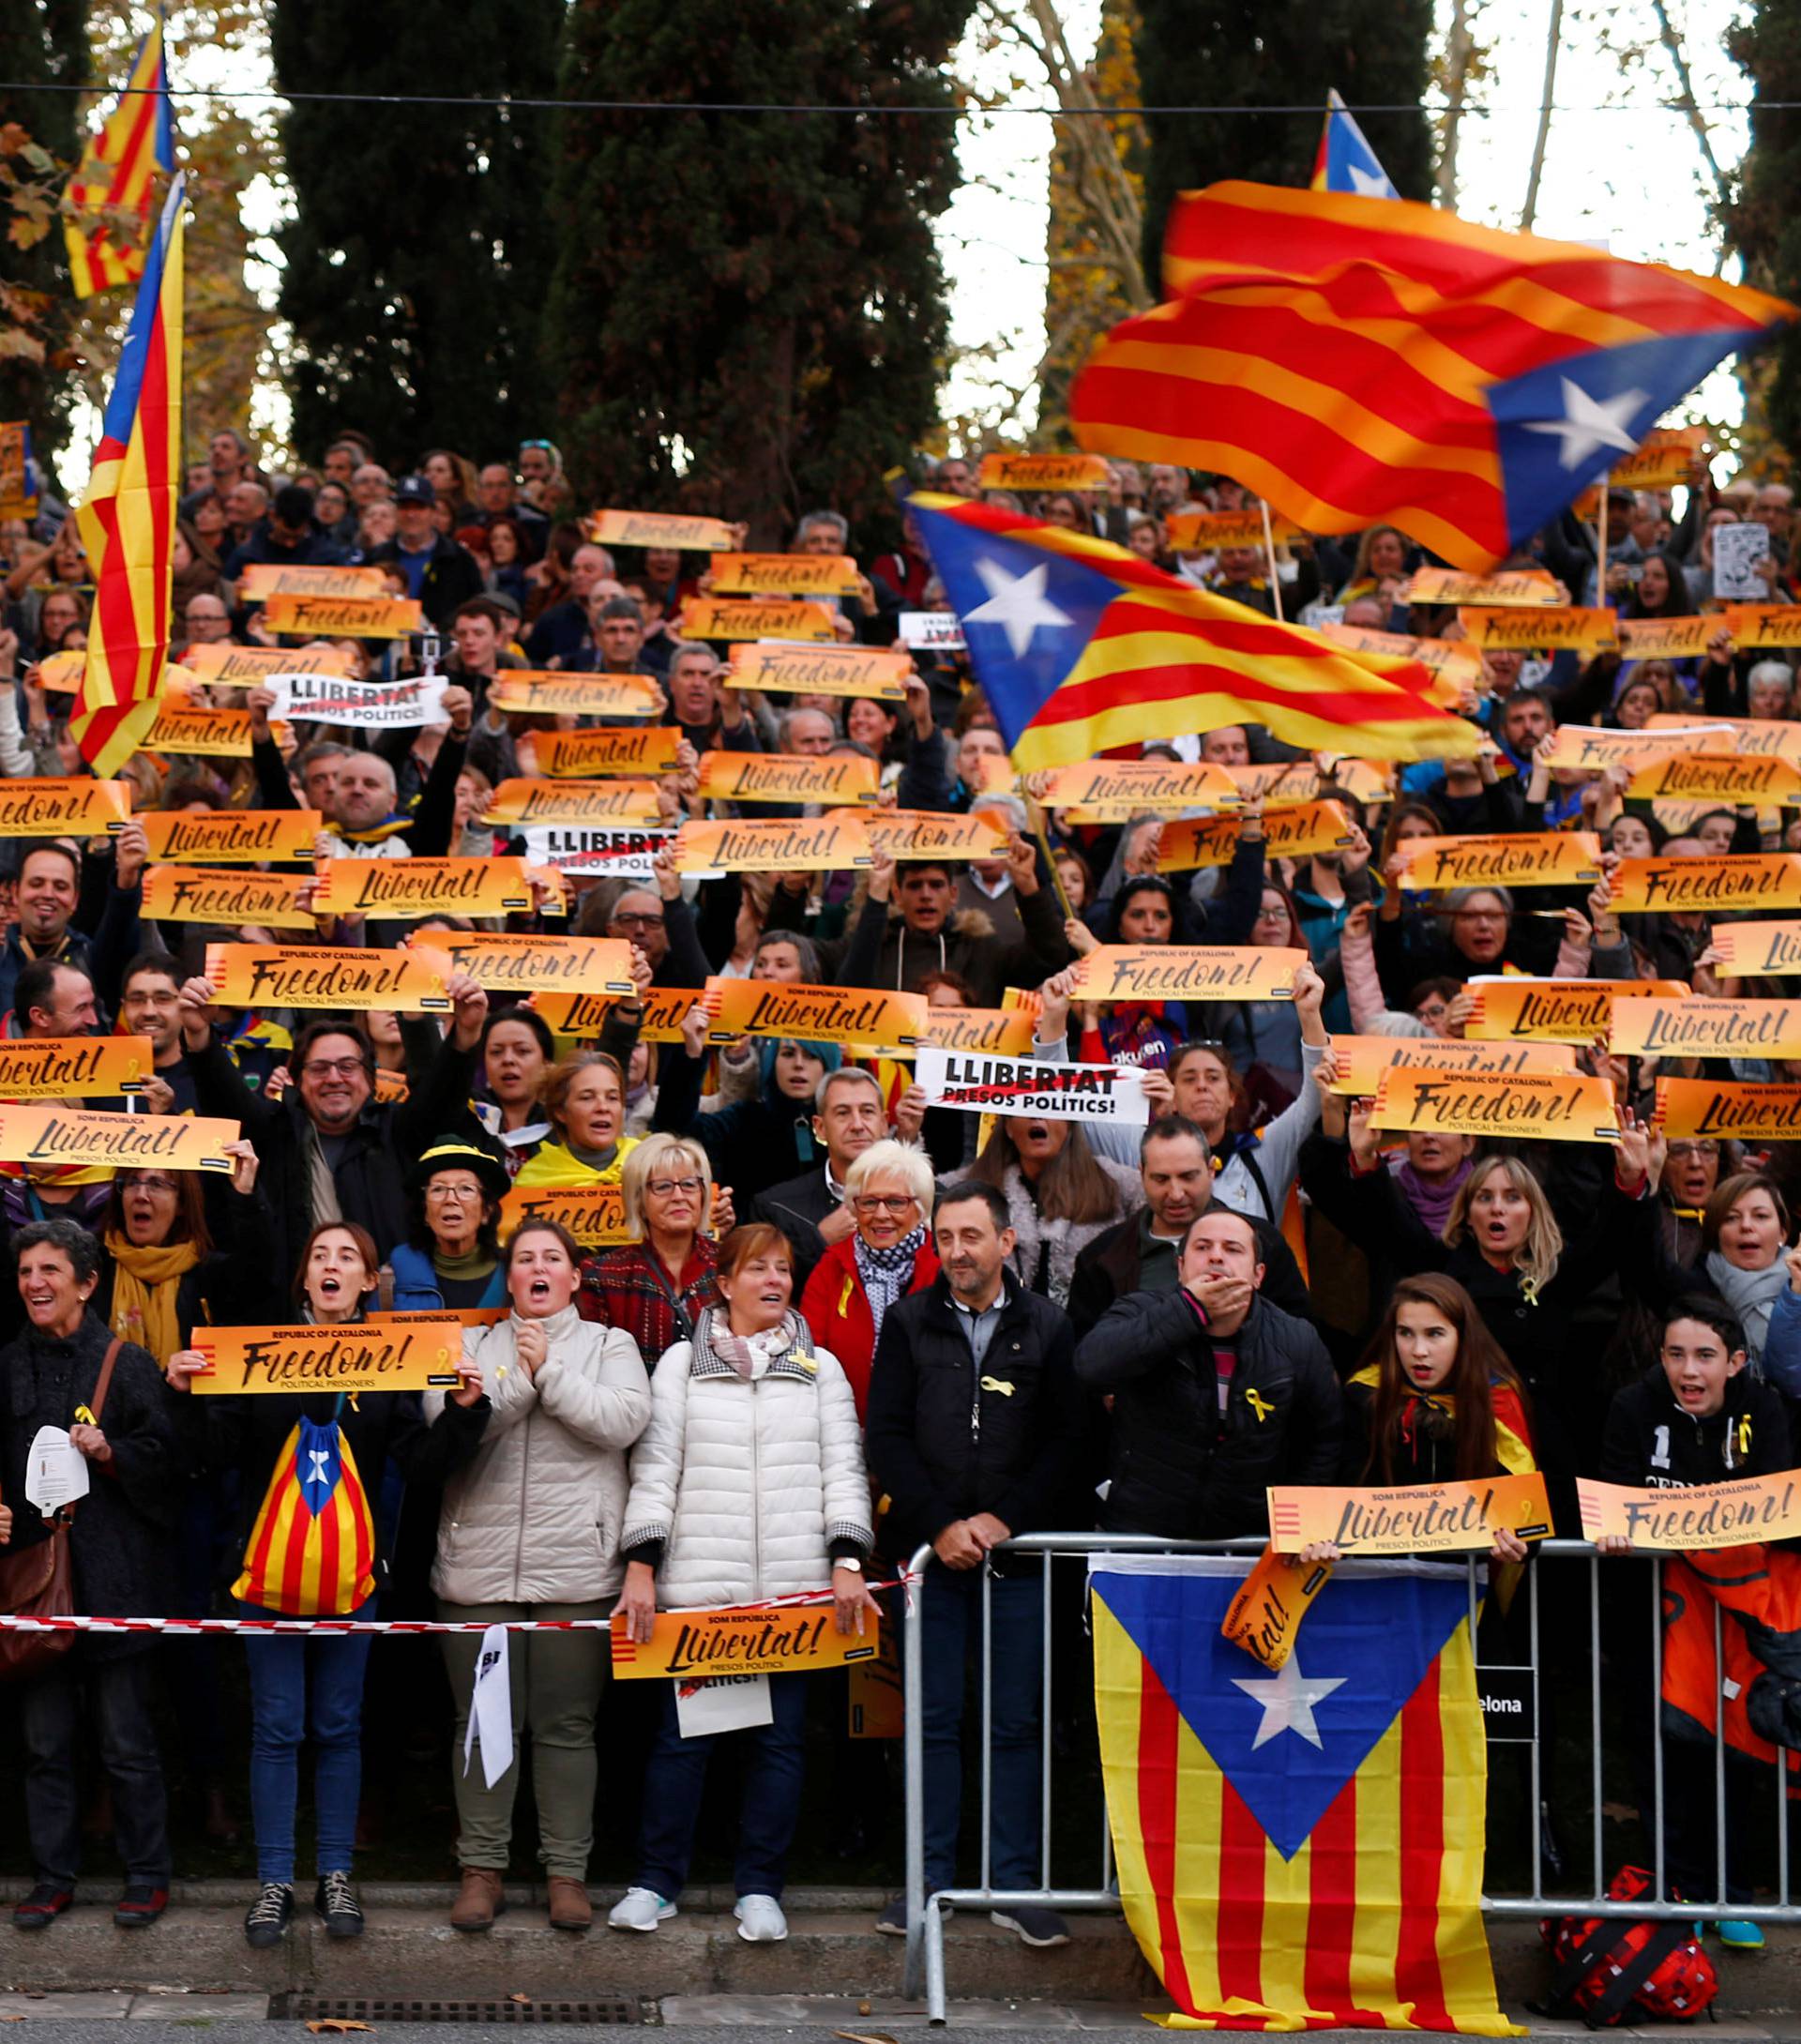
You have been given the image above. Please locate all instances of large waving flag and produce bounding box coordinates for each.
[1092,1555,1520,2034]
[908,493,1477,767]
[71,175,185,779]
[1310,90,1398,200]
[1071,182,1795,573]
[63,22,174,299]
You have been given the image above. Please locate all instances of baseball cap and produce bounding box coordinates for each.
[394,475,435,507]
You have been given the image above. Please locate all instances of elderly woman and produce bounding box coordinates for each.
[799,1139,939,1417]
[426,1219,651,1935]
[609,1225,875,1945]
[513,1052,640,1190]
[576,1133,733,1362]
[391,1138,511,1310]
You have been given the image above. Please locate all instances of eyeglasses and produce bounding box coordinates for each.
[646,1177,704,1198]
[122,1175,177,1196]
[611,911,665,931]
[854,1193,918,1215]
[1453,910,1506,923]
[1666,1142,1722,1158]
[301,1057,367,1079]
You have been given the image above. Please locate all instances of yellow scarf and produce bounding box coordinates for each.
[103,1230,202,1366]
[512,1134,639,1190]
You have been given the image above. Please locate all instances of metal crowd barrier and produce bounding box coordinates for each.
[900,1534,1801,2024]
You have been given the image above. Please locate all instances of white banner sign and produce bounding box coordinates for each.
[519,825,674,879]
[1714,523,1773,602]
[914,1047,1151,1124]
[899,611,965,652]
[269,673,449,729]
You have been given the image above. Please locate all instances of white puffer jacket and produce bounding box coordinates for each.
[620,1310,872,1610]
[426,1305,651,1606]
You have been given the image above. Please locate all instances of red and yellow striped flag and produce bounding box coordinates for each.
[70,174,184,780]
[233,1415,378,1617]
[63,22,174,299]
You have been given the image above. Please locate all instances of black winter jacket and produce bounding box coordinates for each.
[1600,1364,1793,1493]
[1067,1202,1311,1341]
[865,1270,1085,1554]
[1075,1288,1343,1539]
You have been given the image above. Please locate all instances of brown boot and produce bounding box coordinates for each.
[450,1868,506,1932]
[546,1876,592,1932]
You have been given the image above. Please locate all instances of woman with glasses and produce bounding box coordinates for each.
[799,1140,939,1418]
[94,1145,264,1367]
[391,1138,512,1311]
[576,1134,734,1364]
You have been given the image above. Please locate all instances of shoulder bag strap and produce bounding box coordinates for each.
[89,1335,125,1424]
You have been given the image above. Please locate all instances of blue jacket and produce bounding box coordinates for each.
[386,1242,507,1313]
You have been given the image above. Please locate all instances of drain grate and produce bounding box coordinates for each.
[277,1996,644,2025]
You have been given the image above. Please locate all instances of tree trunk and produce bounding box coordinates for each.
[1436,0,1473,210]
[1520,0,1565,232]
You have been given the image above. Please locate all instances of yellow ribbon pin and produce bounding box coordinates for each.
[791,1348,818,1375]
[980,1375,1015,1397]
[1245,1389,1276,1423]
[73,1405,95,1427]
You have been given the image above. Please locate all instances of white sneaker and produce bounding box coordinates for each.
[734,1893,789,1943]
[608,1886,676,1932]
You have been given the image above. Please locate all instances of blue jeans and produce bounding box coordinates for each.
[20,1651,169,1887]
[905,1562,1044,1897]
[635,1672,810,1901]
[241,1598,374,1885]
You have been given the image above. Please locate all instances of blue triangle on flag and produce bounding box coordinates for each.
[1093,1563,1469,1859]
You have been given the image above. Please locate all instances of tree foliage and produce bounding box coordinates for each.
[0,0,88,478]
[1724,0,1801,470]
[1131,0,1433,284]
[270,0,561,466]
[547,0,971,549]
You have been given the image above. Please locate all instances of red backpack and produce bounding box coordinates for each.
[1539,1868,1718,2027]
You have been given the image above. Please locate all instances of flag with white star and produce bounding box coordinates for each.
[1309,89,1400,202]
[1073,180,1796,573]
[1090,1553,1519,2033]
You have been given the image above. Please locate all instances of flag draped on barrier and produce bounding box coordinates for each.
[907,493,1477,768]
[1089,1553,1520,2034]
[1072,182,1795,573]
[63,21,174,299]
[70,174,185,779]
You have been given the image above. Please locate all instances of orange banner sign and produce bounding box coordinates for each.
[1609,855,1801,914]
[724,642,910,702]
[918,1005,1040,1056]
[1407,567,1563,607]
[140,809,323,864]
[679,598,838,643]
[482,779,663,828]
[181,641,358,683]
[1222,760,1324,806]
[1392,832,1603,890]
[1611,995,1801,1059]
[485,673,664,719]
[1268,1472,1553,1555]
[1317,624,1485,692]
[708,553,862,598]
[1541,725,1733,772]
[0,778,129,838]
[537,727,684,778]
[1465,977,1690,1044]
[1655,1078,1801,1141]
[696,750,879,807]
[35,650,82,693]
[1317,757,1398,808]
[141,702,253,757]
[189,1314,464,1396]
[258,593,423,640]
[0,1105,241,1173]
[1577,1472,1801,1550]
[1457,606,1619,654]
[1072,945,1308,1004]
[610,1597,879,1680]
[143,866,316,931]
[1156,802,1353,871]
[499,1179,631,1249]
[848,809,1009,861]
[1722,605,1801,652]
[420,931,636,998]
[1043,759,1241,815]
[1648,712,1801,765]
[1606,425,1708,491]
[701,976,929,1050]
[1627,754,1801,804]
[1615,614,1728,660]
[1370,1067,1620,1142]
[976,452,1111,492]
[674,815,871,874]
[204,944,452,1013]
[530,986,696,1043]
[237,564,389,601]
[1162,508,1305,550]
[0,1036,156,1099]
[1710,922,1801,977]
[312,857,535,921]
[588,509,738,551]
[1324,1035,1577,1097]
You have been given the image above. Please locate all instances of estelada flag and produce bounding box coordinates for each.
[63,21,175,299]
[908,494,1476,769]
[70,174,184,778]
[1090,1554,1520,2033]
[1310,90,1398,201]
[233,1411,377,1617]
[1072,182,1795,573]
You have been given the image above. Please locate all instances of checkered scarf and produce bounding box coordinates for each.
[854,1226,927,1343]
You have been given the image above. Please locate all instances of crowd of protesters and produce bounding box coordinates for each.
[0,435,1796,1955]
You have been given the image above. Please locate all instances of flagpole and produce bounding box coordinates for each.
[1596,473,1611,609]
[1026,795,1077,924]
[1260,500,1286,622]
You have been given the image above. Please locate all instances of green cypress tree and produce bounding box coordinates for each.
[1724,0,1801,464]
[270,0,561,464]
[1132,0,1433,283]
[547,0,969,547]
[0,0,89,480]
